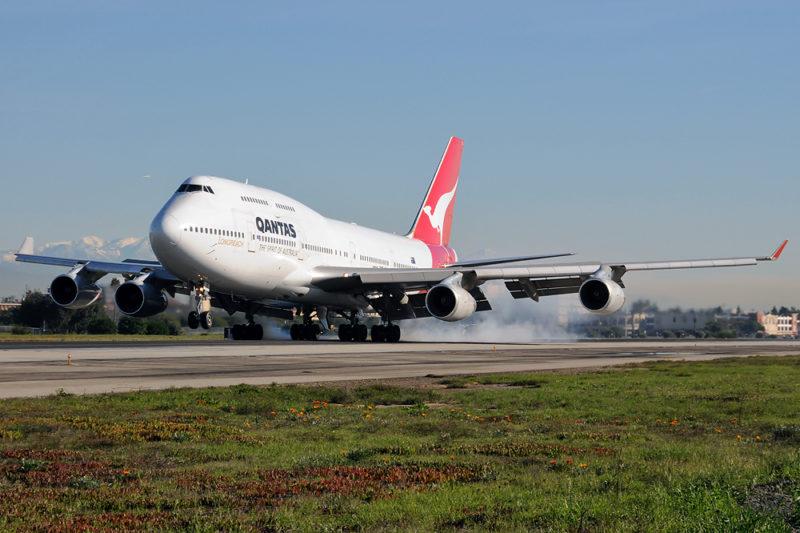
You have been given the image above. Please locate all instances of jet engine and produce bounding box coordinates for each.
[115,276,168,318]
[49,270,102,309]
[425,274,477,322]
[578,277,625,315]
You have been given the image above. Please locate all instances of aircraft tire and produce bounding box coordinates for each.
[371,325,385,342]
[304,323,320,341]
[232,324,243,340]
[290,324,302,341]
[388,325,401,343]
[354,324,368,342]
[188,311,199,330]
[250,324,263,340]
[338,324,353,341]
[200,312,213,330]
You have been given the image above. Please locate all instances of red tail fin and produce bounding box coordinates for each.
[407,137,463,247]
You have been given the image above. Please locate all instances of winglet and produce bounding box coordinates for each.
[17,237,34,256]
[770,240,788,260]
[758,240,788,261]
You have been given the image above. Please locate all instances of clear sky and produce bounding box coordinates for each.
[1,1,797,309]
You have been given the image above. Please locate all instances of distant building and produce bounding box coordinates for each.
[624,313,653,336]
[756,313,798,337]
[651,309,715,333]
[0,301,21,312]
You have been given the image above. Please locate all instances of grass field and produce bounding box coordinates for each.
[1,356,799,531]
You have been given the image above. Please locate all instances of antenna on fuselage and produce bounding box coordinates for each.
[245,178,249,184]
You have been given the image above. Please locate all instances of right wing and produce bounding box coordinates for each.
[15,237,180,282]
[15,237,294,319]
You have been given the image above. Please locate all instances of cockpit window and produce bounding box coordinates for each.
[177,184,214,194]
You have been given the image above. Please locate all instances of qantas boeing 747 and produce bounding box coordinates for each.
[16,137,787,341]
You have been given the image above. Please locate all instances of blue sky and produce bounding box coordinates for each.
[1,1,797,308]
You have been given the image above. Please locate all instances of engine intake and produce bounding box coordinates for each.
[50,272,102,309]
[579,278,625,315]
[115,278,168,317]
[425,274,477,322]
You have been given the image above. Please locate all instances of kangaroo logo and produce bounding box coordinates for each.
[422,184,457,244]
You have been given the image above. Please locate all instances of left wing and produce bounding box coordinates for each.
[312,240,787,320]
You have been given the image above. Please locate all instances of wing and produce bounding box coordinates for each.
[15,237,179,280]
[311,241,787,319]
[15,237,296,319]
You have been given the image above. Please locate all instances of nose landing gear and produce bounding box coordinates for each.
[188,284,213,330]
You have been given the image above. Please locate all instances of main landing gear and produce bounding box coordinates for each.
[338,323,368,342]
[336,311,367,342]
[370,323,401,343]
[367,291,402,343]
[232,319,263,341]
[188,284,213,330]
[336,313,401,343]
[290,307,321,341]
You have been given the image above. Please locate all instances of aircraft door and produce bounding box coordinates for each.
[247,220,256,253]
[236,212,256,253]
[349,242,357,265]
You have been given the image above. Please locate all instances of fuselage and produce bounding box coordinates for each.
[149,176,457,309]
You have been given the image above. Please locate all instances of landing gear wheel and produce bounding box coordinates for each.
[371,325,386,343]
[188,311,199,330]
[200,311,213,330]
[338,324,353,341]
[353,324,367,342]
[290,324,303,341]
[304,323,321,341]
[388,324,401,343]
[232,324,244,340]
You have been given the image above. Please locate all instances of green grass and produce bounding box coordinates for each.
[2,356,800,531]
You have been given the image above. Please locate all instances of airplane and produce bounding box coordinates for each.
[16,137,788,342]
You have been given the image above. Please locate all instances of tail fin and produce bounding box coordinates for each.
[406,137,463,247]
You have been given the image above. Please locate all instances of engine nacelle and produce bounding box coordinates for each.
[115,278,168,318]
[49,271,102,309]
[579,277,626,315]
[425,276,477,322]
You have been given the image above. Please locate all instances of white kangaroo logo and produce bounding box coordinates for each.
[422,184,457,244]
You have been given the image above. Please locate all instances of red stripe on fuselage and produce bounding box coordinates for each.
[426,244,458,268]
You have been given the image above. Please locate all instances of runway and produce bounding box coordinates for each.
[1,340,798,398]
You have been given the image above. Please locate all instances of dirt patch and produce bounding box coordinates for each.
[297,367,612,392]
[745,480,799,531]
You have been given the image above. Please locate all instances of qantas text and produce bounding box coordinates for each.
[256,217,297,238]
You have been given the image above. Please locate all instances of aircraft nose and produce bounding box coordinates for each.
[149,212,182,253]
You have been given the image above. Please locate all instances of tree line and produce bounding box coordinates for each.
[0,291,183,335]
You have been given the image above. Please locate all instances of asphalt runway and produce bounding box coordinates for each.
[1,340,798,398]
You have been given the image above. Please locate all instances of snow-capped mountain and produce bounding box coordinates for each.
[1,236,154,297]
[34,236,155,262]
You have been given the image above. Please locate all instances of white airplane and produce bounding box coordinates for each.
[16,137,787,342]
